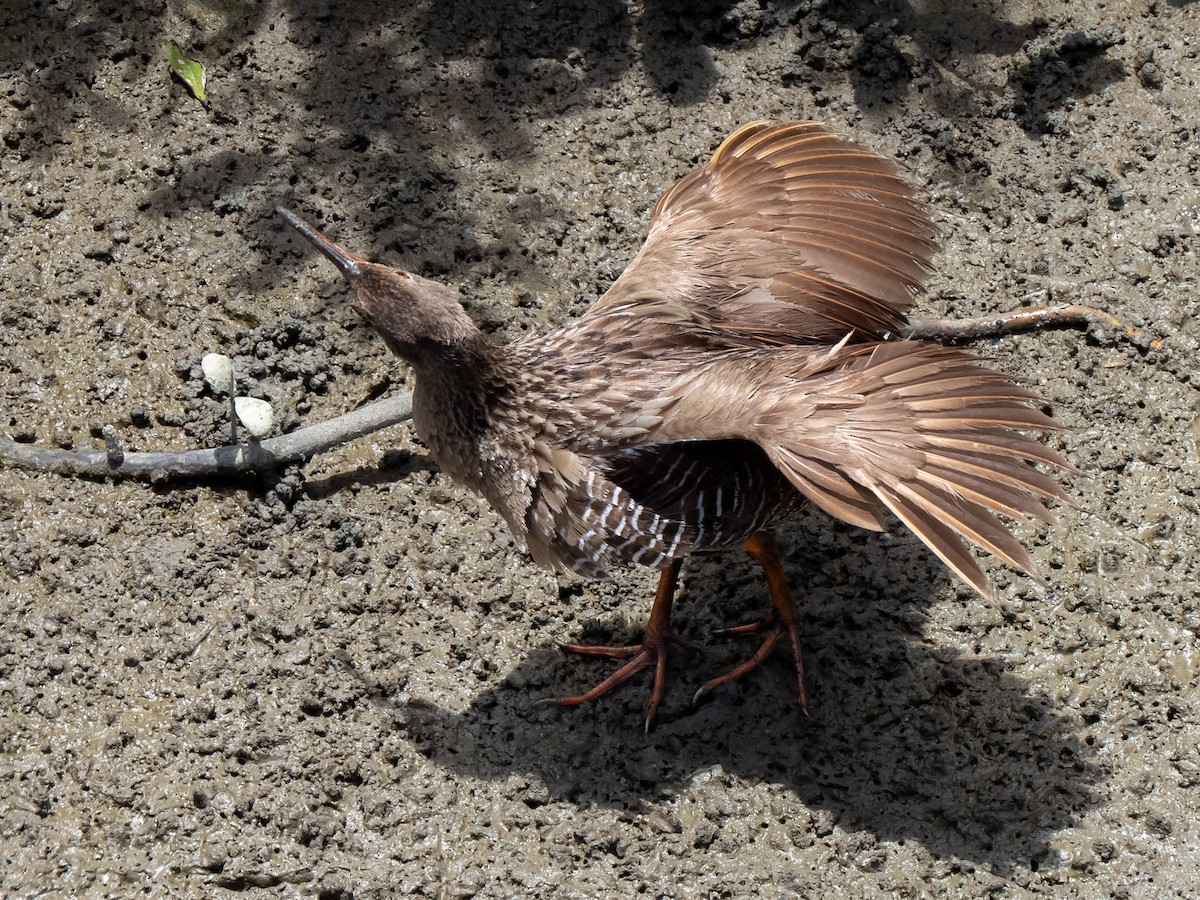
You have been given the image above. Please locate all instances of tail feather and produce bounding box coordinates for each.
[756,341,1070,596]
[924,433,1070,469]
[888,479,1039,577]
[917,463,1057,525]
[774,447,889,531]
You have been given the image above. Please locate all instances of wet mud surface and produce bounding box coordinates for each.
[2,1,1198,896]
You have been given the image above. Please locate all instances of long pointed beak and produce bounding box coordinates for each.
[276,206,366,280]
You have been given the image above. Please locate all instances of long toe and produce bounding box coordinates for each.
[693,620,783,705]
[556,640,642,660]
[548,647,658,708]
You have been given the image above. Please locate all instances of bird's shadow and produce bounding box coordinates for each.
[347,524,1100,873]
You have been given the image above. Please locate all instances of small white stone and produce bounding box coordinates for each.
[201,353,234,394]
[234,396,273,438]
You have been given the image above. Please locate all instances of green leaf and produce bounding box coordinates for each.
[165,41,207,104]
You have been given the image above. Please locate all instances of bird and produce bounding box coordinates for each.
[277,121,1070,730]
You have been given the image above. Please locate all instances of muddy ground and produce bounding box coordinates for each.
[1,1,1198,897]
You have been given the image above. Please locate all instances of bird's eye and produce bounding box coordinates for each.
[399,270,413,282]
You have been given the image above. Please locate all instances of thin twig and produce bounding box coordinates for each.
[905,304,1169,353]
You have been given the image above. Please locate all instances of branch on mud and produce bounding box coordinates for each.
[0,392,413,480]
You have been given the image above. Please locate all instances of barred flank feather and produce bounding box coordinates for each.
[543,441,803,578]
[561,467,693,576]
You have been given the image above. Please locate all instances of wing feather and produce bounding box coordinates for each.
[653,341,1069,597]
[576,121,938,348]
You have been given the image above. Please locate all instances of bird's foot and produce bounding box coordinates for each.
[547,629,696,732]
[694,610,808,713]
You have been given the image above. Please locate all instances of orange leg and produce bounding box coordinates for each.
[548,558,692,732]
[694,532,808,712]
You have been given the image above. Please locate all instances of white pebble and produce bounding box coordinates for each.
[201,353,234,394]
[234,396,273,438]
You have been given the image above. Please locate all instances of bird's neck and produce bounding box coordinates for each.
[408,335,510,489]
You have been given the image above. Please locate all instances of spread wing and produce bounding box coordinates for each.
[657,341,1073,598]
[577,121,939,349]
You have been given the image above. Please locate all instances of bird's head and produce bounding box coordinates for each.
[278,207,479,366]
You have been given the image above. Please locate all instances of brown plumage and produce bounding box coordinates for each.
[278,121,1070,729]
